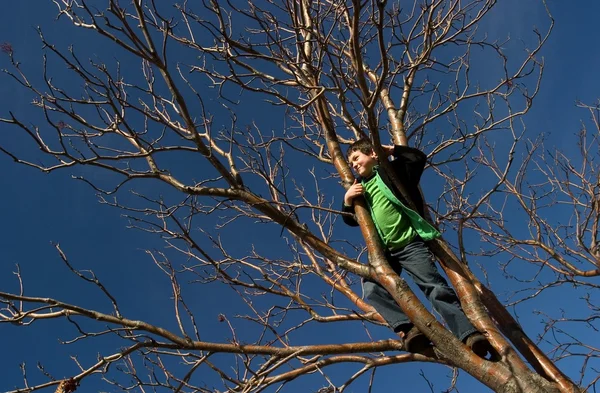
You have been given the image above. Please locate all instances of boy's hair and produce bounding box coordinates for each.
[346,138,374,160]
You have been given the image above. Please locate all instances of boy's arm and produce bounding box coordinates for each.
[391,145,427,164]
[390,145,427,187]
[341,202,359,226]
[341,180,362,226]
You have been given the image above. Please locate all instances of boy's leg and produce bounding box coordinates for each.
[390,241,477,342]
[362,279,412,334]
[363,279,431,353]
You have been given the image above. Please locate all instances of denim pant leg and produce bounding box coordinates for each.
[390,241,477,342]
[363,279,412,333]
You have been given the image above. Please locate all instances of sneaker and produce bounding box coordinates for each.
[403,326,432,353]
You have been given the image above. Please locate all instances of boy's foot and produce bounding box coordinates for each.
[403,326,432,353]
[464,333,499,361]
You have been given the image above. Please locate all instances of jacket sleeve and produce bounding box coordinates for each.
[391,145,427,187]
[341,202,359,227]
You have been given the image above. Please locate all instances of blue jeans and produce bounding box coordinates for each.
[363,241,476,341]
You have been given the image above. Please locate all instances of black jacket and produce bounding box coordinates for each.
[342,145,428,227]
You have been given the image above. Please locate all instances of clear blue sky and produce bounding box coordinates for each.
[1,1,600,392]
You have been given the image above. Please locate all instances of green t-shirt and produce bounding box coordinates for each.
[361,170,441,250]
[363,175,417,250]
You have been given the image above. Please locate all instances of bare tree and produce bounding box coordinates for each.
[455,99,600,391]
[0,0,589,392]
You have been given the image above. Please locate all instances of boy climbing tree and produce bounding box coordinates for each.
[342,138,496,358]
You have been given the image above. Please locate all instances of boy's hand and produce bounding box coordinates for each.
[344,180,364,205]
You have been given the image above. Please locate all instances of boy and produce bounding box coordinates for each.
[342,139,493,358]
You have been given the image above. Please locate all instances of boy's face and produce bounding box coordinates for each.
[348,150,378,177]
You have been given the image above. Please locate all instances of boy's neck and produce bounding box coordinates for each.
[362,167,378,181]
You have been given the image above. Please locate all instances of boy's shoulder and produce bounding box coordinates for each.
[392,145,426,159]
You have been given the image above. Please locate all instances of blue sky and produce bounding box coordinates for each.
[1,1,600,392]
